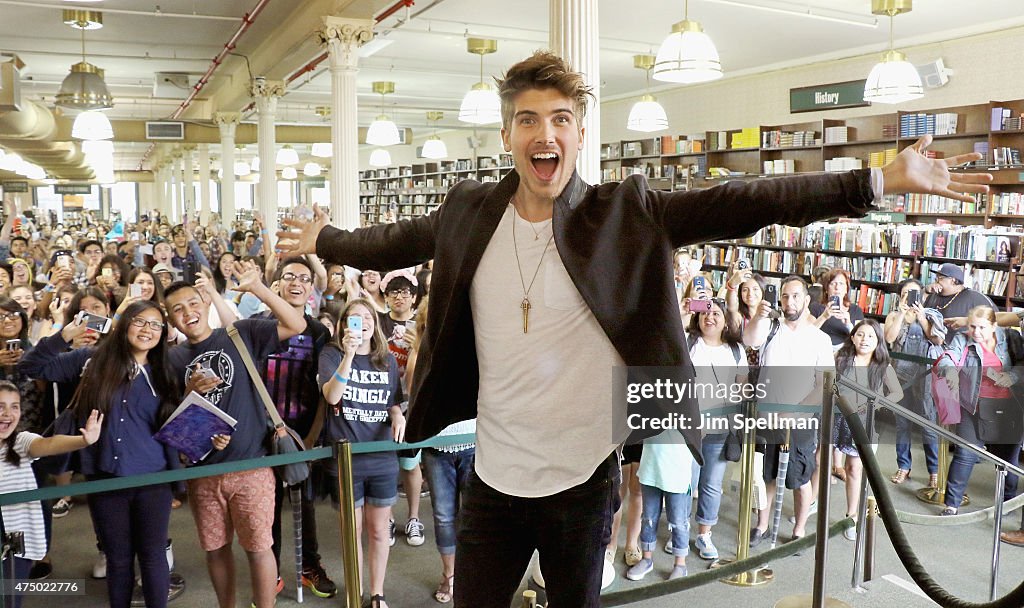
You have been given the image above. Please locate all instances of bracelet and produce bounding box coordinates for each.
[726,283,737,291]
[333,371,349,384]
[260,229,269,236]
[112,313,121,321]
[52,323,63,331]
[325,294,334,301]
[43,284,55,293]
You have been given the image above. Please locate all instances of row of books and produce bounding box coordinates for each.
[868,149,898,168]
[661,135,705,155]
[824,126,850,144]
[899,112,960,137]
[899,192,985,215]
[814,254,914,285]
[825,156,864,172]
[762,159,797,175]
[991,192,1024,215]
[855,285,901,316]
[992,107,1022,131]
[920,260,1011,296]
[762,130,817,148]
[992,147,1022,166]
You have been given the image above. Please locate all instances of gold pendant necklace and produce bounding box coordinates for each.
[512,197,552,240]
[511,205,554,333]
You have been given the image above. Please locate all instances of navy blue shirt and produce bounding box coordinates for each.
[19,333,178,477]
[168,319,282,465]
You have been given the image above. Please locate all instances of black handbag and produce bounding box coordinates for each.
[227,325,311,487]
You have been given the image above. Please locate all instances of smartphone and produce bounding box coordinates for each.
[5,339,19,351]
[737,258,750,271]
[687,299,713,313]
[57,255,71,270]
[692,276,708,296]
[101,267,113,278]
[130,232,140,242]
[764,284,778,308]
[347,315,363,345]
[829,295,841,310]
[906,290,920,307]
[129,283,143,298]
[76,311,112,334]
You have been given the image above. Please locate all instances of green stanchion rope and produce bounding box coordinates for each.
[0,433,476,507]
[600,518,853,605]
[837,393,1024,608]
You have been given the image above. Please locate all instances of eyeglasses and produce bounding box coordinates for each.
[129,317,165,331]
[0,312,20,322]
[387,288,413,298]
[281,272,313,284]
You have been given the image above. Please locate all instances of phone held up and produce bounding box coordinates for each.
[347,315,363,346]
[906,290,920,307]
[76,311,112,334]
[5,339,19,351]
[764,284,778,309]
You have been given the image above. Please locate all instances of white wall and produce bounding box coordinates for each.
[601,25,1024,143]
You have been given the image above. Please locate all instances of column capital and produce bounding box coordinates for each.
[248,78,286,99]
[316,16,374,47]
[213,111,241,126]
[182,144,197,152]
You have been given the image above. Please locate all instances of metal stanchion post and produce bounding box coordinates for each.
[717,399,773,586]
[335,440,361,608]
[522,590,538,607]
[863,496,877,583]
[775,371,851,608]
[990,465,1007,601]
[917,427,969,506]
[851,398,876,591]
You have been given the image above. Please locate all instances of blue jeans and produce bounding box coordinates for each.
[422,447,475,555]
[454,453,619,608]
[639,484,691,557]
[89,483,172,608]
[695,434,728,527]
[1,556,32,608]
[895,393,939,474]
[945,401,1023,509]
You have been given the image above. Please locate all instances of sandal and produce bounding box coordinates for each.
[434,574,454,603]
[831,466,847,482]
[890,469,911,484]
[623,546,642,567]
[927,473,938,489]
[370,594,387,608]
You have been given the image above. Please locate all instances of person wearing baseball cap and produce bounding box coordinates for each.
[924,262,995,345]
[152,263,176,290]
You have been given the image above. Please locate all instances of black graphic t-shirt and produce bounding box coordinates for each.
[257,312,329,437]
[318,345,403,477]
[168,319,283,465]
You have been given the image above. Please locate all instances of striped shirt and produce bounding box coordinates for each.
[0,432,47,560]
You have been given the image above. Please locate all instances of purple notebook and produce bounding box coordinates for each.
[153,392,237,463]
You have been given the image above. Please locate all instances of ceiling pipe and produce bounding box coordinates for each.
[137,0,272,169]
[0,99,93,179]
[0,0,241,22]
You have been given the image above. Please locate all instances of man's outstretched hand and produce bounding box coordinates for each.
[276,205,330,256]
[881,135,992,204]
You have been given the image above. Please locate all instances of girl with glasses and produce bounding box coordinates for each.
[20,300,190,608]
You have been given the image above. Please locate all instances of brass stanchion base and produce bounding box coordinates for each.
[915,486,968,506]
[774,593,852,608]
[712,558,773,586]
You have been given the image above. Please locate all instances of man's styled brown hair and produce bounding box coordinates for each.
[495,51,594,131]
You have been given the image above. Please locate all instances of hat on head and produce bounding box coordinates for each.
[934,262,965,284]
[152,263,174,275]
[380,268,418,293]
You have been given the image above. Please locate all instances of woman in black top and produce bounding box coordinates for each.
[810,268,865,350]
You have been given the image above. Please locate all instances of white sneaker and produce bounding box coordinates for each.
[92,551,107,579]
[695,532,719,560]
[52,498,72,519]
[405,518,425,546]
[788,501,817,524]
[601,550,614,590]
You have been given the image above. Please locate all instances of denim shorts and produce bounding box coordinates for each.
[330,470,399,509]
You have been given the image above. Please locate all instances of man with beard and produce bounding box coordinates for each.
[744,275,834,545]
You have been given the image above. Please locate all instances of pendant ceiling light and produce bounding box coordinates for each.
[233,160,251,177]
[250,156,260,172]
[366,81,401,146]
[281,166,298,180]
[653,0,722,84]
[276,145,299,166]
[421,111,448,160]
[303,162,322,177]
[369,148,392,167]
[72,110,113,140]
[311,142,332,158]
[627,55,669,133]
[459,38,501,125]
[56,11,113,111]
[863,0,923,105]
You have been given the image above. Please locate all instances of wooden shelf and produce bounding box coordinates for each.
[823,138,896,148]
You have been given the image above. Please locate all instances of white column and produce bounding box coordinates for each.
[250,79,284,243]
[183,145,195,223]
[169,151,181,224]
[198,144,211,227]
[215,112,240,230]
[550,0,600,185]
[318,17,373,230]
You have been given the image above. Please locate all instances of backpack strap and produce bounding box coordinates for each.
[729,341,742,365]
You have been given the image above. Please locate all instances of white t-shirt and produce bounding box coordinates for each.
[470,205,625,497]
[759,321,835,410]
[690,337,749,433]
[0,432,47,560]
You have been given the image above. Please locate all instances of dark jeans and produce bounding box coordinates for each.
[271,479,320,570]
[454,453,620,608]
[422,447,475,554]
[945,402,1022,509]
[894,398,939,474]
[89,484,172,608]
[1,556,32,608]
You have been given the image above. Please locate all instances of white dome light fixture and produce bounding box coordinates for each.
[233,160,251,177]
[303,162,322,177]
[421,111,448,160]
[276,145,299,166]
[863,0,923,105]
[366,81,401,146]
[369,148,392,167]
[281,166,298,180]
[459,38,502,125]
[71,110,113,140]
[311,142,332,158]
[250,156,260,172]
[653,0,722,85]
[627,55,669,133]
